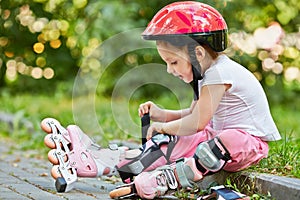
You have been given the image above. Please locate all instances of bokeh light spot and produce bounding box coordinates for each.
[272,62,283,74]
[262,58,275,71]
[43,67,55,79]
[73,0,88,9]
[4,51,14,58]
[36,56,46,67]
[33,42,45,54]
[0,37,9,47]
[17,62,27,74]
[284,67,299,82]
[31,67,43,79]
[50,39,62,49]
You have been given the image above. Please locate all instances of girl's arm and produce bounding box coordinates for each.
[146,84,229,139]
[138,100,197,122]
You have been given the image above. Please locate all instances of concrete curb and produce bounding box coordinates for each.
[198,171,300,200]
[240,172,300,200]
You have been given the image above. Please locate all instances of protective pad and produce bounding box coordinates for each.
[194,137,231,174]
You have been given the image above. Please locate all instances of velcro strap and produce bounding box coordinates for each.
[175,158,194,188]
[117,148,165,182]
[208,137,231,161]
[117,135,178,182]
[129,149,165,174]
[192,154,213,175]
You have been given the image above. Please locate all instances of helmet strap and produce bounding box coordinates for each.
[188,44,203,100]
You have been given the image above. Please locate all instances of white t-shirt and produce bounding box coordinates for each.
[199,55,281,141]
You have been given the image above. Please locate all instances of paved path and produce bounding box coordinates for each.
[1,139,300,200]
[0,140,118,200]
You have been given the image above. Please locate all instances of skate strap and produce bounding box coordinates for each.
[141,113,150,145]
[117,146,165,182]
[175,158,194,188]
[193,137,231,175]
[117,135,178,182]
[208,137,231,162]
[129,147,165,174]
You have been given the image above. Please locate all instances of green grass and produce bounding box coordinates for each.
[248,133,300,178]
[251,101,300,178]
[0,91,299,180]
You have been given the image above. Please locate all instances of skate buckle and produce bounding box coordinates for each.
[109,143,119,151]
[47,120,78,192]
[163,168,178,190]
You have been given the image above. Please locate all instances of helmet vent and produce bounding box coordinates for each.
[153,9,169,23]
[175,11,191,26]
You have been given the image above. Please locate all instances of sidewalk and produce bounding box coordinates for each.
[1,139,300,200]
[0,140,117,200]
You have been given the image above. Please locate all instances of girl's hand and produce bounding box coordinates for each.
[146,122,166,140]
[138,101,166,122]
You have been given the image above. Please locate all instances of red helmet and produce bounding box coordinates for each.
[142,1,228,52]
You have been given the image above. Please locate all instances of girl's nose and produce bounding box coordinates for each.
[166,64,174,74]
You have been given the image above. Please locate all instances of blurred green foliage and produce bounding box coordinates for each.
[0,0,299,105]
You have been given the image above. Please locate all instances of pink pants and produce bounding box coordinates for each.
[146,125,269,172]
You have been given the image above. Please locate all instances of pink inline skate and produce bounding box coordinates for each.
[41,118,121,192]
[110,158,250,199]
[109,158,200,199]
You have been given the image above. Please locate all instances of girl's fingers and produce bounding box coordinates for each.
[138,103,151,117]
[146,131,152,141]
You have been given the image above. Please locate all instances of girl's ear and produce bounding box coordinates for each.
[195,45,205,62]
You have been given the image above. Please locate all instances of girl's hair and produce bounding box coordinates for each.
[203,44,219,60]
[156,40,219,60]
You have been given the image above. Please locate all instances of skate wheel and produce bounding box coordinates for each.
[48,149,68,164]
[51,165,62,179]
[41,118,61,133]
[44,134,56,149]
[109,186,132,199]
[41,118,54,133]
[48,149,59,164]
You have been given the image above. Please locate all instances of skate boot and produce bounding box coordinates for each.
[109,158,202,199]
[41,118,121,192]
[110,158,249,199]
[109,165,177,199]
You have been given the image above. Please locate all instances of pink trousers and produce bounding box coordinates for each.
[146,125,269,172]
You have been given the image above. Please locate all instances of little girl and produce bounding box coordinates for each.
[42,1,281,199]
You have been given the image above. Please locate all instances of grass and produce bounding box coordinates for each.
[249,133,300,177]
[0,91,299,199]
[249,102,300,178]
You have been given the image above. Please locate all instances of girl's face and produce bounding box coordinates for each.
[157,41,193,83]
